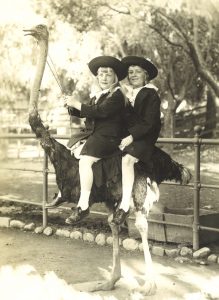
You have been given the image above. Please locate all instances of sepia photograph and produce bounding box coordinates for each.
[0,0,219,299]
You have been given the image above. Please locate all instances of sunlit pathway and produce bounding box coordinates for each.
[0,228,218,300]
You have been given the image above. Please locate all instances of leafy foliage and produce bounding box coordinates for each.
[0,24,30,108]
[0,0,218,135]
[34,0,101,32]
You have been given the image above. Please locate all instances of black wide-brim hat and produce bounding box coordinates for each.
[121,56,158,80]
[88,56,127,81]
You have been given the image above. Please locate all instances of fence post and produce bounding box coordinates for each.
[42,150,48,227]
[193,125,202,250]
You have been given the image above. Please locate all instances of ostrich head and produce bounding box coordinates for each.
[23,24,49,41]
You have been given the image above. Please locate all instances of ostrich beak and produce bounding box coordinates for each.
[23,29,36,36]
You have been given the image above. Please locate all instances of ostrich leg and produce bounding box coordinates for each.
[133,211,157,296]
[98,214,121,290]
[94,214,121,291]
[108,215,122,285]
[73,213,121,292]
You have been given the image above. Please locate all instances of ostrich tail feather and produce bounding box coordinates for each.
[152,147,192,184]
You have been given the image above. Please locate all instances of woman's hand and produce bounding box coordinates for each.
[57,94,68,107]
[119,135,133,150]
[65,95,82,111]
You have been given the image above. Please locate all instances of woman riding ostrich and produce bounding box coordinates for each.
[24,24,191,297]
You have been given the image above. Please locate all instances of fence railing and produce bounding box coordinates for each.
[0,125,219,250]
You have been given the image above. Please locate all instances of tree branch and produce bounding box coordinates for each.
[103,2,219,96]
[102,3,130,15]
[155,9,190,44]
[148,24,186,51]
[155,9,219,96]
[167,73,176,102]
[105,3,186,51]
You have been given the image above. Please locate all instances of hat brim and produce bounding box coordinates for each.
[121,56,158,80]
[88,56,127,81]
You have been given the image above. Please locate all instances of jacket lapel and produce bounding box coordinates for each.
[95,92,110,105]
[134,88,148,109]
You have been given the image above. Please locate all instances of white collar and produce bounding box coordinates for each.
[90,88,110,100]
[90,86,120,103]
[125,83,158,106]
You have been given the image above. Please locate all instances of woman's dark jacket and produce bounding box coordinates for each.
[67,88,125,158]
[124,87,161,169]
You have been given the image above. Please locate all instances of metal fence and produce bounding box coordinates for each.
[0,125,219,250]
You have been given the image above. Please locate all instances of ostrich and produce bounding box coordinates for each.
[24,24,191,296]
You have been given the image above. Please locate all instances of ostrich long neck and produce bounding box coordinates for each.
[29,39,48,113]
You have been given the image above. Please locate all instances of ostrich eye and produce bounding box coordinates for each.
[37,24,45,30]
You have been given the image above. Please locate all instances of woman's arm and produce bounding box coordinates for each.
[66,95,82,117]
[128,90,161,140]
[80,90,125,119]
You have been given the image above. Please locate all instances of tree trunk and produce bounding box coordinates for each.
[163,108,175,138]
[162,92,175,153]
[204,88,218,138]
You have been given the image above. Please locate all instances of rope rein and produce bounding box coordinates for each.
[46,54,72,128]
[47,54,65,95]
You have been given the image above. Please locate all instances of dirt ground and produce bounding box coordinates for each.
[1,227,219,300]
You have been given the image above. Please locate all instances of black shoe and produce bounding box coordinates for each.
[45,193,66,209]
[112,208,129,225]
[65,207,90,225]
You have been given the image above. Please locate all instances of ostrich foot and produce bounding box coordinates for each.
[92,279,117,291]
[45,194,66,208]
[73,278,118,292]
[131,280,157,297]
